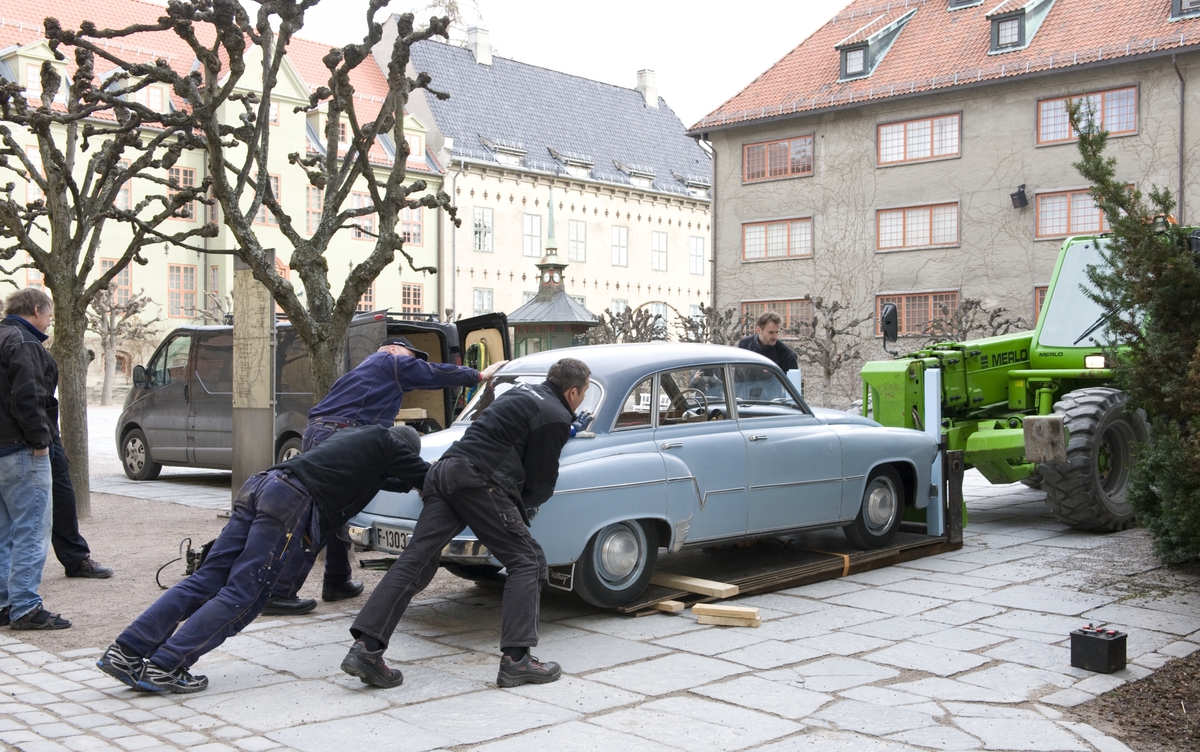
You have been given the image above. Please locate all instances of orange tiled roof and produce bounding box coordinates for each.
[837,7,912,47]
[692,0,1200,132]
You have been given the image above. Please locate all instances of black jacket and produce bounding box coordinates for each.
[737,334,799,373]
[274,425,429,538]
[0,316,58,452]
[441,380,572,520]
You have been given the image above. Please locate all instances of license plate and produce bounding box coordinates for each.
[375,525,411,553]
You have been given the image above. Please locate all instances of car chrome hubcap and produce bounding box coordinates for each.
[281,447,301,462]
[125,438,145,472]
[863,478,897,535]
[594,522,646,588]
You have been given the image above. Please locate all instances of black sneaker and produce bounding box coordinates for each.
[261,596,317,616]
[497,653,562,688]
[10,607,71,630]
[322,580,364,602]
[142,663,208,694]
[97,643,153,691]
[340,640,403,688]
[66,558,114,579]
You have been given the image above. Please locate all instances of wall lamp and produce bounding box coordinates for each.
[1010,184,1028,209]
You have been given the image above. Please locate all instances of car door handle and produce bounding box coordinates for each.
[660,441,684,449]
[748,435,768,441]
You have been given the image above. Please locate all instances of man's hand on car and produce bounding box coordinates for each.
[479,360,508,382]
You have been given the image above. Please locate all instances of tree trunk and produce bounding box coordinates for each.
[100,332,115,406]
[50,309,91,518]
[308,329,347,403]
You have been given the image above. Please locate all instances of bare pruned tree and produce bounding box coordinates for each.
[54,4,460,400]
[787,298,873,402]
[0,36,212,514]
[589,307,666,344]
[675,303,748,346]
[923,298,1029,345]
[86,289,162,406]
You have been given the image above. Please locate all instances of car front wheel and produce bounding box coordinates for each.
[574,520,658,608]
[122,428,162,481]
[843,466,904,549]
[276,436,303,464]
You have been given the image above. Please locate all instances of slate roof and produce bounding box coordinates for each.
[508,293,597,324]
[692,0,1200,133]
[409,39,712,198]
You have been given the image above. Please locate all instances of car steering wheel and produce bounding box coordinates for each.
[669,388,709,422]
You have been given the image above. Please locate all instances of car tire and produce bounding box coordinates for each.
[276,436,303,464]
[843,465,904,549]
[574,520,658,609]
[122,428,162,481]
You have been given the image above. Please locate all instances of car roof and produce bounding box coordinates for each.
[504,342,780,386]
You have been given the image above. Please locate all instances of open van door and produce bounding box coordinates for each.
[456,312,512,366]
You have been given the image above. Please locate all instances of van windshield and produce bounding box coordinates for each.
[455,375,603,423]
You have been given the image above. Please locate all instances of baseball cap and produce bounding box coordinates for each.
[381,335,429,361]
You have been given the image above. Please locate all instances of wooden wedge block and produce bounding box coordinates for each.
[691,603,760,619]
[655,600,686,613]
[697,614,761,628]
[649,573,739,598]
[396,408,429,421]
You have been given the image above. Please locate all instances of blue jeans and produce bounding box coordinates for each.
[116,470,318,671]
[0,449,53,620]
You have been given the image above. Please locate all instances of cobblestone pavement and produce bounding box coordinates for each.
[11,414,1193,750]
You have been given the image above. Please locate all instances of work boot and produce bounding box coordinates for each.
[142,663,208,694]
[322,580,364,602]
[261,596,317,616]
[340,640,403,688]
[496,653,562,688]
[9,607,71,630]
[66,558,114,579]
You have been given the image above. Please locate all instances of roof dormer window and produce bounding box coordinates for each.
[614,160,655,189]
[549,148,594,179]
[996,16,1022,47]
[1173,0,1200,19]
[481,136,526,167]
[834,8,915,82]
[844,47,867,78]
[986,0,1055,54]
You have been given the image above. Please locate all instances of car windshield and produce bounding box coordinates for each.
[454,374,604,424]
[1037,239,1115,348]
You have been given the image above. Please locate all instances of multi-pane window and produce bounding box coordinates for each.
[523,291,538,304]
[1035,189,1111,237]
[651,232,668,271]
[168,264,197,317]
[1037,87,1137,145]
[876,291,958,335]
[878,115,960,165]
[570,295,586,307]
[401,283,423,315]
[522,214,541,257]
[568,220,587,262]
[611,226,629,266]
[689,304,703,320]
[474,207,494,253]
[401,206,422,245]
[306,186,323,235]
[168,166,196,219]
[996,17,1020,47]
[100,259,131,306]
[743,218,813,260]
[268,101,279,125]
[273,258,290,315]
[132,84,163,110]
[877,203,958,250]
[25,146,43,203]
[845,48,865,76]
[209,265,220,306]
[689,237,705,275]
[611,299,628,314]
[25,63,42,99]
[1034,285,1048,323]
[741,299,813,335]
[351,192,374,239]
[649,302,668,332]
[405,134,423,158]
[115,160,131,211]
[356,282,376,312]
[743,136,814,182]
[473,288,493,315]
[256,175,281,225]
[26,253,43,290]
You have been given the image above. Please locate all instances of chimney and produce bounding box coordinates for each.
[467,27,492,65]
[636,69,658,108]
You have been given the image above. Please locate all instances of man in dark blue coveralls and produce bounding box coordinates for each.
[97,424,429,694]
[263,335,506,615]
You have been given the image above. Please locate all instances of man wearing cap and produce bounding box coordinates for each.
[263,335,506,615]
[97,424,430,694]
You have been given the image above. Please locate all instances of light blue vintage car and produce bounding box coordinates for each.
[348,343,940,608]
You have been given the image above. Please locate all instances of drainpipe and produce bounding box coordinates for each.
[704,133,717,310]
[449,160,466,318]
[1173,55,1186,224]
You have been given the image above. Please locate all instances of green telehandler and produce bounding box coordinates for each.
[861,233,1159,532]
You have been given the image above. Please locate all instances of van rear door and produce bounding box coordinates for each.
[455,312,512,365]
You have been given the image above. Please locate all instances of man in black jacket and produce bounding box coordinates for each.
[737,311,798,373]
[0,288,71,630]
[96,425,428,694]
[343,357,590,689]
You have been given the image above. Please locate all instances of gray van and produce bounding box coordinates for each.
[116,311,510,480]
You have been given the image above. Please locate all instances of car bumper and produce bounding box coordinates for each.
[347,514,498,566]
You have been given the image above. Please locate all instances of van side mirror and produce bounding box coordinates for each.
[133,365,147,389]
[880,303,899,344]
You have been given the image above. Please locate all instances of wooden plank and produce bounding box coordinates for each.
[649,573,739,598]
[396,408,429,421]
[655,600,686,613]
[691,603,759,619]
[697,613,761,628]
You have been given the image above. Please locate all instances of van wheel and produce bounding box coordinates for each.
[276,437,303,464]
[574,520,658,608]
[122,429,162,481]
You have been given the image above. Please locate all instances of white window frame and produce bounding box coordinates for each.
[568,219,587,262]
[651,231,668,271]
[474,207,494,253]
[473,287,493,315]
[522,213,541,257]
[689,237,705,275]
[611,226,629,267]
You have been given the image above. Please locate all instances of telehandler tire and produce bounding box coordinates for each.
[1039,387,1148,531]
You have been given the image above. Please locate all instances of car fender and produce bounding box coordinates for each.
[833,425,938,515]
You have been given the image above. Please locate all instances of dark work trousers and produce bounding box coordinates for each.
[278,420,354,599]
[352,457,548,650]
[50,435,91,573]
[116,470,318,671]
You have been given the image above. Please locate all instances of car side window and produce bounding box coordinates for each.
[732,364,806,418]
[614,377,654,430]
[658,367,729,425]
[194,333,233,393]
[146,334,192,389]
